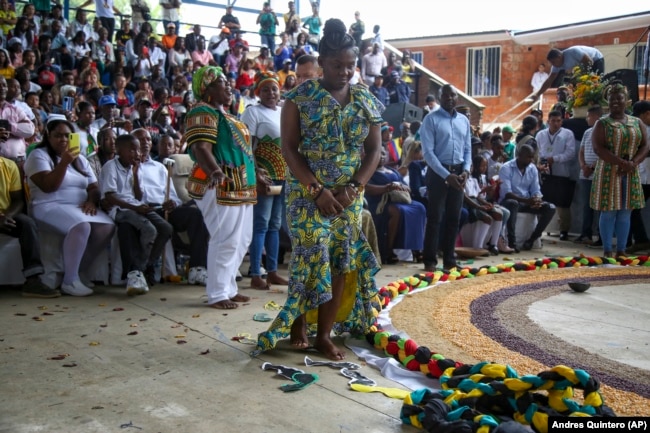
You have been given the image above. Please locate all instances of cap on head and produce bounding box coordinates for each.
[98,95,117,107]
[502,125,516,133]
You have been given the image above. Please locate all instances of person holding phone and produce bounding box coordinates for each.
[24,119,115,296]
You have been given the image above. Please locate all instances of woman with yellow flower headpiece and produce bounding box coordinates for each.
[183,65,257,309]
[240,71,288,291]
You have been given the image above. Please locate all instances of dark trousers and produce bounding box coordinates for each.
[157,204,209,269]
[578,179,599,238]
[629,184,650,244]
[100,17,116,43]
[423,168,464,267]
[500,199,556,246]
[116,210,173,278]
[2,212,43,278]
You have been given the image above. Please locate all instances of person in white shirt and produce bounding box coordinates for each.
[24,119,115,296]
[530,64,548,94]
[160,0,181,35]
[100,133,172,293]
[132,129,209,285]
[537,109,577,241]
[78,0,122,44]
[6,78,35,122]
[130,0,150,33]
[361,42,387,86]
[69,9,94,44]
[209,28,231,66]
[91,95,131,135]
[530,63,549,106]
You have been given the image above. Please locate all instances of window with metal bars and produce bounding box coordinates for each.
[466,46,501,97]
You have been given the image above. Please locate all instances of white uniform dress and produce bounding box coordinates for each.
[24,148,114,234]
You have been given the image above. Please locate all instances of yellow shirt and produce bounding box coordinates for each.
[0,10,17,36]
[0,156,21,213]
[0,66,15,80]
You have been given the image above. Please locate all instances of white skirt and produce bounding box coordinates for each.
[32,202,114,235]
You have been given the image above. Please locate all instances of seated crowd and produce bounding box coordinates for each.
[2,3,649,303]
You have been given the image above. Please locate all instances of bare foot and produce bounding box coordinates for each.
[313,335,345,360]
[250,276,270,290]
[267,271,288,285]
[208,299,238,309]
[230,293,250,302]
[290,315,309,349]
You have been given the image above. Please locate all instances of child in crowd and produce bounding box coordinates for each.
[100,134,173,295]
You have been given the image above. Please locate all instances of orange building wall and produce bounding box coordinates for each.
[406,27,648,128]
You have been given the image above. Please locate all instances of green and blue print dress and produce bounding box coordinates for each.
[255,80,384,354]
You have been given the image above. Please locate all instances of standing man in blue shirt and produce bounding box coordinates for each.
[419,84,471,271]
[498,144,556,251]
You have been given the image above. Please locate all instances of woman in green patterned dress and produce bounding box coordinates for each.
[590,83,648,258]
[184,66,257,309]
[255,18,384,360]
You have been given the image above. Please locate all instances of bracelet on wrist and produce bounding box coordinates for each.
[313,187,325,201]
[307,182,324,199]
[348,179,364,193]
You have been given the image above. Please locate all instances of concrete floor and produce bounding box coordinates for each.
[1,235,649,433]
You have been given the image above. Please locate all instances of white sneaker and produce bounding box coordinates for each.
[61,280,94,297]
[80,276,95,288]
[126,271,149,296]
[187,266,208,285]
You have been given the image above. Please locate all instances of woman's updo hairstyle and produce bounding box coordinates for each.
[319,18,357,58]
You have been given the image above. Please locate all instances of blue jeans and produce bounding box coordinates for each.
[599,210,632,253]
[260,34,276,56]
[249,181,285,276]
[162,20,180,35]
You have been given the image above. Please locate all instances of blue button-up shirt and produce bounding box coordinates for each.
[498,158,542,202]
[419,108,472,179]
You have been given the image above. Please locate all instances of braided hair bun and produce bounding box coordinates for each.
[319,18,357,58]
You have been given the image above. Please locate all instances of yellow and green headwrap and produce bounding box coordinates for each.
[253,71,279,96]
[192,66,224,100]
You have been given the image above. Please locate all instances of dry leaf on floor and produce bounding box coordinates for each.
[32,316,44,321]
[89,341,100,346]
[177,340,187,344]
[48,354,69,360]
[200,349,210,355]
[127,331,138,336]
[62,363,77,367]
[112,307,124,311]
